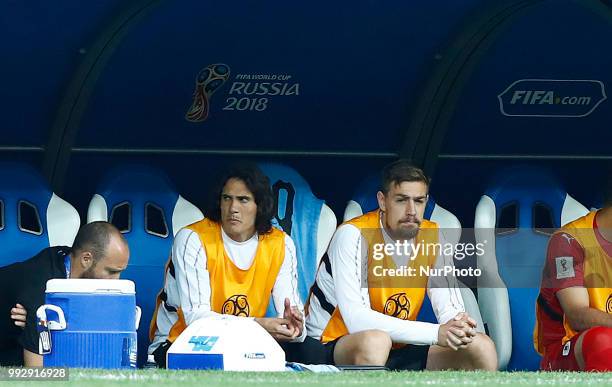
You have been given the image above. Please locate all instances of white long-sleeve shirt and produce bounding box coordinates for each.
[149,226,306,353]
[306,219,465,346]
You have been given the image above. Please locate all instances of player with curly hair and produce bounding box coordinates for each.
[149,162,319,367]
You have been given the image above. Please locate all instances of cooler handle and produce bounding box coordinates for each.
[135,306,141,330]
[36,305,66,330]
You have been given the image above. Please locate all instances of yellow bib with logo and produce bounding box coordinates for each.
[190,218,285,318]
[150,218,285,343]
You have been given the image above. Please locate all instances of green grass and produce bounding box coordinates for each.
[4,369,612,387]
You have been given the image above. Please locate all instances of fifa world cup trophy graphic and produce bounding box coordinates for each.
[185,63,230,122]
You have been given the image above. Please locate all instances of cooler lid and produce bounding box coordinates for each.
[45,279,135,294]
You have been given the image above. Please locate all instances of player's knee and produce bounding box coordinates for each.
[466,333,497,370]
[352,330,392,366]
[360,329,392,352]
[584,327,612,351]
[469,333,495,355]
[582,326,612,371]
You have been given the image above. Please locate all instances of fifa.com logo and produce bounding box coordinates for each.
[509,90,591,106]
[498,79,607,118]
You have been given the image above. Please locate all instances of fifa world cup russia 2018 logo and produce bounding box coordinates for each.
[384,293,411,320]
[606,294,612,314]
[185,63,230,122]
[222,294,250,317]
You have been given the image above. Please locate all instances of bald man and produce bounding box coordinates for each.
[1,221,129,366]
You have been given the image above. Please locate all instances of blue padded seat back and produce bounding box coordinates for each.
[478,166,588,370]
[258,163,336,306]
[87,165,203,367]
[0,163,79,267]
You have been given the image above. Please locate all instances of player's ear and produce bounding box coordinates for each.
[377,191,386,212]
[79,251,94,270]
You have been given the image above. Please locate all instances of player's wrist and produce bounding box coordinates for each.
[434,323,445,346]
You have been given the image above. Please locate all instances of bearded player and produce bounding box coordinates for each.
[306,160,497,370]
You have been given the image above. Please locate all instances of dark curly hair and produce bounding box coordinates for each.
[205,162,275,234]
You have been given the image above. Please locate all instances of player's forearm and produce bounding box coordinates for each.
[428,286,465,325]
[566,306,612,332]
[271,236,303,314]
[340,304,439,345]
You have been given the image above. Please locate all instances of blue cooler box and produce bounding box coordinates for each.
[38,279,140,369]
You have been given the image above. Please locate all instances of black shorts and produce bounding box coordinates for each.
[280,336,331,365]
[325,338,430,370]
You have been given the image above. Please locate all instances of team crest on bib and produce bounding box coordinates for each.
[606,294,612,314]
[384,293,411,320]
[222,294,250,317]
